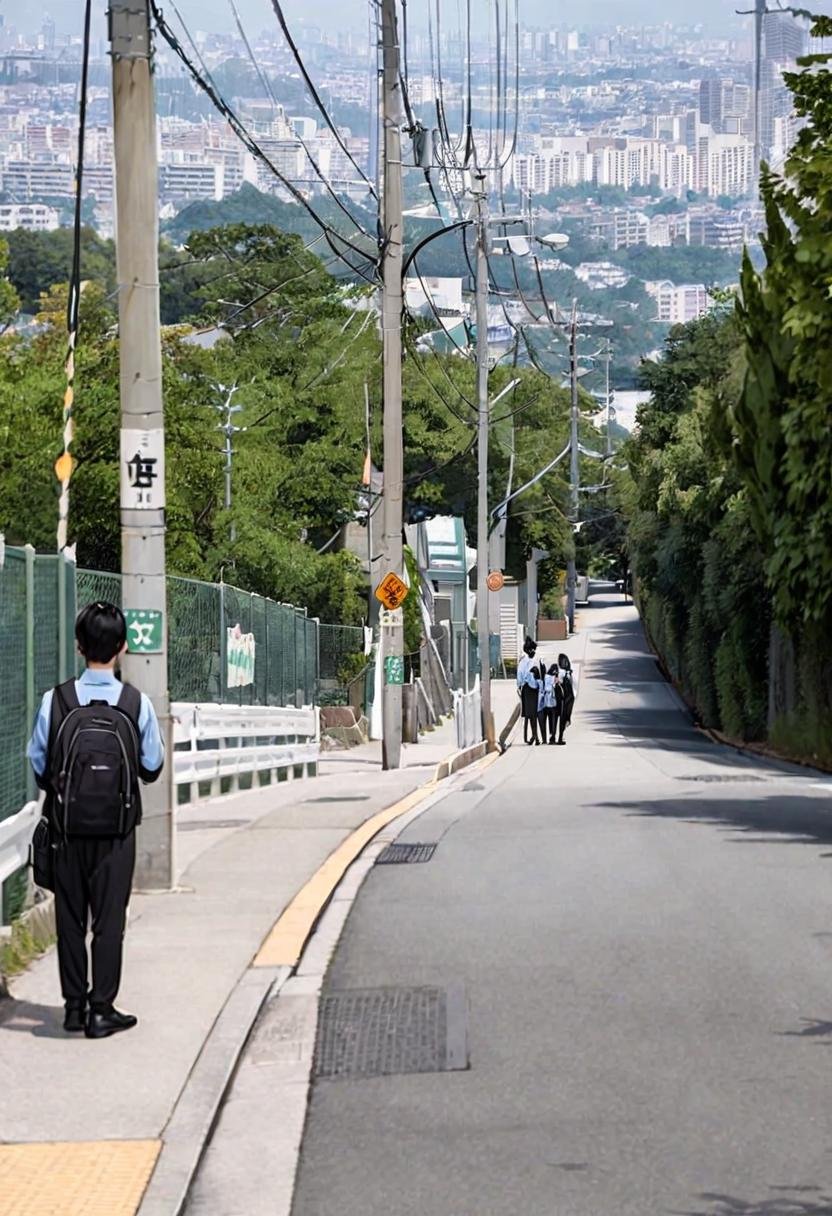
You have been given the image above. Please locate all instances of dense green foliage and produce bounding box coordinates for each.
[626,12,832,766]
[0,220,580,628]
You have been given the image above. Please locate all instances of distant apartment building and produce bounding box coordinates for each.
[0,202,59,231]
[574,261,631,290]
[646,280,712,324]
[2,159,73,199]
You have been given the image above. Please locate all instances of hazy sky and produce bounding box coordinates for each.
[16,0,768,37]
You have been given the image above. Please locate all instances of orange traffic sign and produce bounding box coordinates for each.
[486,570,505,593]
[375,572,409,610]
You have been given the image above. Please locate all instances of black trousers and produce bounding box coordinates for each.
[53,833,136,1012]
[544,707,561,742]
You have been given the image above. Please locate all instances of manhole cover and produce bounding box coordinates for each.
[376,843,437,865]
[678,774,764,783]
[314,984,468,1080]
[178,818,252,831]
[305,795,370,803]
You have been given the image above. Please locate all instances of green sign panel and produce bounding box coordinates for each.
[124,608,164,654]
[384,655,405,686]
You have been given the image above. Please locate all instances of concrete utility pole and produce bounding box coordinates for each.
[565,300,580,635]
[110,0,173,889]
[379,0,404,770]
[473,173,495,749]
[604,339,613,459]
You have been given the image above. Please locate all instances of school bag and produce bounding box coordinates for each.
[46,679,143,839]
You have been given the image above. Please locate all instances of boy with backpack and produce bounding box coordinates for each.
[27,602,164,1039]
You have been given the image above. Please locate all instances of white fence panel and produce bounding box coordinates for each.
[0,800,40,887]
[171,701,320,803]
[453,677,483,751]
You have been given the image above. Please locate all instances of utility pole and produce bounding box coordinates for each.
[110,0,172,888]
[379,0,404,770]
[604,340,613,459]
[474,173,495,750]
[565,300,580,635]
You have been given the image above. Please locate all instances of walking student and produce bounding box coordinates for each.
[543,664,560,745]
[27,602,164,1039]
[517,637,542,745]
[556,652,576,745]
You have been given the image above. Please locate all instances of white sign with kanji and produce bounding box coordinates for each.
[120,427,166,510]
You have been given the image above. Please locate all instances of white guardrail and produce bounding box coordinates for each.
[171,701,320,803]
[453,677,483,751]
[0,703,321,887]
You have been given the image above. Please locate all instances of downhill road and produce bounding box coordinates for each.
[291,596,832,1216]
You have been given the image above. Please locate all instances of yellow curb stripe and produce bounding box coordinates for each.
[253,782,437,968]
[0,1139,161,1216]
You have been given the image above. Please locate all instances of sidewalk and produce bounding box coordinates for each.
[0,709,500,1215]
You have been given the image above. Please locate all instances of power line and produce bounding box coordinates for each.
[267,0,378,201]
[150,0,379,283]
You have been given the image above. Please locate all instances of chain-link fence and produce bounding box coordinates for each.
[318,623,366,706]
[1,547,76,919]
[76,570,320,707]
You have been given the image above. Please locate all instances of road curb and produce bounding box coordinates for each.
[178,744,504,1216]
[137,740,503,1215]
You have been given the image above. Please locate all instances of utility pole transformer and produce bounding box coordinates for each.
[474,175,495,750]
[110,0,173,888]
[379,0,404,769]
[565,301,580,634]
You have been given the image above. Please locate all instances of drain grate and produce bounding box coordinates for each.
[305,795,370,803]
[314,984,467,1080]
[376,842,437,865]
[678,774,764,784]
[178,818,253,831]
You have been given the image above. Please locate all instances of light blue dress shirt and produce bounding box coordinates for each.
[27,668,165,779]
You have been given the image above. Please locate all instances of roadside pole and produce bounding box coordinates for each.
[565,300,580,635]
[110,0,173,888]
[379,0,404,769]
[474,174,495,750]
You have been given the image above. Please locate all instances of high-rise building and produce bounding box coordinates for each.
[699,78,723,132]
[764,11,806,62]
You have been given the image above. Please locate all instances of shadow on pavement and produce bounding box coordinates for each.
[601,793,832,849]
[0,999,69,1039]
[674,1188,832,1215]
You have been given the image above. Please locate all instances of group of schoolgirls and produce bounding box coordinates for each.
[516,636,575,746]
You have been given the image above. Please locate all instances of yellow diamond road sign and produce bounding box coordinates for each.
[375,572,409,610]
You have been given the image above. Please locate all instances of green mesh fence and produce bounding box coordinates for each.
[0,549,27,826]
[319,623,365,705]
[77,570,319,707]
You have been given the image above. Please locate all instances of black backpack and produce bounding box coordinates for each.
[47,679,143,839]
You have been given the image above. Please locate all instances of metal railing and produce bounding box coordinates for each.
[454,676,483,751]
[172,701,320,804]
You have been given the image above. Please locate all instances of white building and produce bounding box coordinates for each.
[0,202,59,231]
[646,280,713,324]
[575,261,631,290]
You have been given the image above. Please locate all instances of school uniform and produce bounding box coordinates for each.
[542,673,560,744]
[27,669,164,1016]
[516,654,541,744]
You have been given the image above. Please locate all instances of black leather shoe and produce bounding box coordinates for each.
[63,1005,86,1033]
[85,1008,138,1039]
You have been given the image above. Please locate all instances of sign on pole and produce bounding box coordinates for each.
[486,570,505,593]
[124,608,164,654]
[120,428,166,511]
[384,655,405,685]
[375,572,409,611]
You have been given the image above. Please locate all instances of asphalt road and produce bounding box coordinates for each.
[292,597,832,1216]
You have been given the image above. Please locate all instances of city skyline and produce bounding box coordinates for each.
[16,0,810,38]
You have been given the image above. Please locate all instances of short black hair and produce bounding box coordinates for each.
[523,636,536,656]
[75,601,127,663]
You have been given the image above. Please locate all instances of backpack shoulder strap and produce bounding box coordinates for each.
[116,682,142,728]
